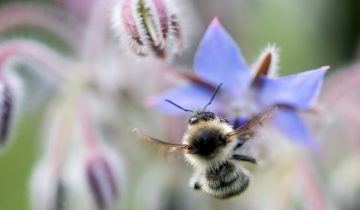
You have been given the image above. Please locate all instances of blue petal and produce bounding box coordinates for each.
[228,117,248,129]
[194,18,251,95]
[258,66,328,109]
[148,84,219,115]
[273,109,320,149]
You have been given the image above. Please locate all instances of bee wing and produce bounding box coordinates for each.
[132,128,189,153]
[225,106,278,139]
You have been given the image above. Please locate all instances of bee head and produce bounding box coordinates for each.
[188,111,215,125]
[188,127,227,158]
[188,111,229,125]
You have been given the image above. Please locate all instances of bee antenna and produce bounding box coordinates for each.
[165,99,193,113]
[203,83,222,110]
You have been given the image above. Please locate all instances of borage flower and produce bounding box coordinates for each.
[150,18,329,149]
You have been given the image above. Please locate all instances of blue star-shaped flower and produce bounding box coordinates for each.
[149,18,328,149]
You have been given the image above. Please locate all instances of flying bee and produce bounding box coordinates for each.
[133,84,276,199]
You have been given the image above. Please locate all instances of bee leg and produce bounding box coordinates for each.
[193,182,202,190]
[233,133,253,150]
[190,180,202,190]
[232,154,257,164]
[233,141,245,151]
[189,174,202,190]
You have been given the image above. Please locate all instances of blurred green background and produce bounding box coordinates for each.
[0,0,359,209]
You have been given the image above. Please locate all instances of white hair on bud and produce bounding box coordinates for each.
[30,159,62,210]
[251,43,280,78]
[59,128,124,210]
[163,0,199,57]
[0,61,26,151]
[111,0,144,57]
[110,0,197,61]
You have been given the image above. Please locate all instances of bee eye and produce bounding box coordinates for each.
[189,117,198,124]
[208,112,215,119]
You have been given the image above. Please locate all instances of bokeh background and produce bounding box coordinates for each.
[0,0,359,210]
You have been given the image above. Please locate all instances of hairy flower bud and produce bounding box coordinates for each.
[61,142,123,210]
[30,159,66,210]
[112,0,185,59]
[0,82,14,148]
[86,152,120,210]
[252,44,280,84]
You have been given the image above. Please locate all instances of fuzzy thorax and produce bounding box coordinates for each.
[182,117,237,169]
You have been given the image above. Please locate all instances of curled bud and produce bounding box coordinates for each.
[86,153,120,210]
[79,103,122,210]
[112,0,185,59]
[0,82,14,148]
[30,159,66,210]
[61,143,122,210]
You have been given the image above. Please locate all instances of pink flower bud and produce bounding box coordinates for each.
[30,160,65,210]
[79,104,122,210]
[85,153,120,210]
[0,82,14,148]
[111,0,185,60]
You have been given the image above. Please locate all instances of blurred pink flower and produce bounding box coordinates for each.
[0,1,128,209]
[56,0,96,19]
[321,62,360,136]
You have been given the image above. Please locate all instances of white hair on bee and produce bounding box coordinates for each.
[134,84,275,199]
[182,117,236,169]
[251,43,280,78]
[199,165,251,199]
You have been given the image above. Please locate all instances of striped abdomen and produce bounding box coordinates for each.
[204,161,249,199]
